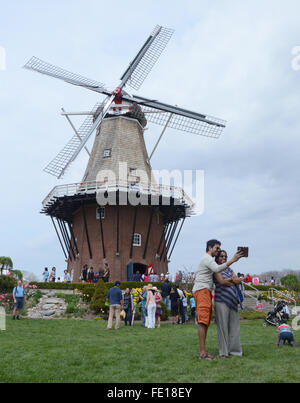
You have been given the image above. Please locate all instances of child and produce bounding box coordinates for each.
[255,295,264,310]
[277,320,298,347]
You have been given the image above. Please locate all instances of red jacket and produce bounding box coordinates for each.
[244,275,252,283]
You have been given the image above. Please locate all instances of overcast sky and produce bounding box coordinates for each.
[1,0,300,281]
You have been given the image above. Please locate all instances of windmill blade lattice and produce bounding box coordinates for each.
[121,94,226,138]
[24,56,107,94]
[120,25,174,91]
[44,102,103,178]
[141,106,225,138]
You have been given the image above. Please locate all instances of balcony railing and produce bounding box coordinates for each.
[42,179,195,211]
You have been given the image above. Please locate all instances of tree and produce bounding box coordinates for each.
[0,275,17,293]
[0,257,13,275]
[11,270,23,280]
[280,274,299,290]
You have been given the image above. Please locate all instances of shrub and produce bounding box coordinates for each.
[30,290,43,307]
[280,274,299,291]
[0,275,17,293]
[56,293,80,305]
[243,284,285,292]
[0,293,14,312]
[90,280,108,313]
[160,301,169,321]
[66,303,79,314]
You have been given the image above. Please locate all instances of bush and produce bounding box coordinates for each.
[0,275,17,293]
[90,280,108,313]
[243,284,285,292]
[31,290,43,307]
[280,274,299,291]
[0,293,14,312]
[160,301,169,321]
[29,282,90,290]
[66,303,79,314]
[56,293,80,305]
[55,293,81,315]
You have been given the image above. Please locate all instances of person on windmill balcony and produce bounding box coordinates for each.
[49,267,56,282]
[42,267,49,282]
[103,263,110,283]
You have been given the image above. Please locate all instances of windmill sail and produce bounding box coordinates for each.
[24,56,107,94]
[120,25,174,91]
[44,102,103,178]
[123,94,226,138]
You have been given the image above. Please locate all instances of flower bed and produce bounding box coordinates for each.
[0,293,14,312]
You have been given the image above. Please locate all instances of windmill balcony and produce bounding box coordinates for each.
[42,179,195,211]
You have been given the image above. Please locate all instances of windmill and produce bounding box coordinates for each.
[24,25,226,282]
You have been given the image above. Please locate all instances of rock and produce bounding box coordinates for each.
[45,298,65,304]
[42,304,57,310]
[42,311,56,316]
[25,289,75,320]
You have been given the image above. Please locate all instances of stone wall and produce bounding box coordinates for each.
[26,289,72,319]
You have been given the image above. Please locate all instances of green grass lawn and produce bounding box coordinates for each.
[0,316,299,383]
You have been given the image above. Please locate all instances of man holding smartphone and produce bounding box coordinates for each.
[193,239,244,360]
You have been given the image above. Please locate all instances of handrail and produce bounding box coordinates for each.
[243,282,260,301]
[42,179,195,209]
[267,288,296,307]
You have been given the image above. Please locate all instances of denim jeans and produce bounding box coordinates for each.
[141,306,147,327]
[163,296,171,310]
[124,307,132,326]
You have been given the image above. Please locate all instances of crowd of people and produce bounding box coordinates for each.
[104,238,298,359]
[42,267,72,283]
[79,263,110,283]
[41,263,111,284]
[105,279,196,330]
[243,273,277,286]
[18,239,299,354]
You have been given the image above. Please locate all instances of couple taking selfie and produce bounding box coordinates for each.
[193,239,247,360]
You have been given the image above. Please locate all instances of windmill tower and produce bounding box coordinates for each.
[24,25,226,282]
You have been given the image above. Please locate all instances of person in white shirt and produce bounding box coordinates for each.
[193,239,244,360]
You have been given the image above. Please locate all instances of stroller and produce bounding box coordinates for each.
[263,300,290,327]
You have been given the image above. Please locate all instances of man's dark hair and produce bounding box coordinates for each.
[206,239,221,252]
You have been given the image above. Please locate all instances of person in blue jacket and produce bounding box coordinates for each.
[105,281,123,330]
[12,280,26,320]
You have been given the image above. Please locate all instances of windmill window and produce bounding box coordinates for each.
[96,207,105,220]
[132,233,141,246]
[103,148,111,158]
[129,168,137,176]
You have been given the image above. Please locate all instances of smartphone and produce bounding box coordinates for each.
[237,246,249,257]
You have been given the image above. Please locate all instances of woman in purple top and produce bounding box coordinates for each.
[213,250,243,358]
